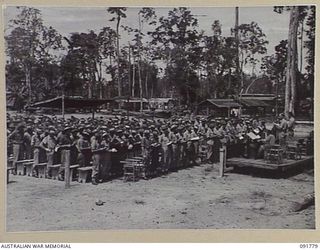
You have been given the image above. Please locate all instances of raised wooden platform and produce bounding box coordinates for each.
[227,155,314,172]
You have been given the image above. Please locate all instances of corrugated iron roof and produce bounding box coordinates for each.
[31,96,113,109]
[241,94,276,101]
[239,99,271,107]
[113,97,148,103]
[199,99,242,108]
[148,98,173,103]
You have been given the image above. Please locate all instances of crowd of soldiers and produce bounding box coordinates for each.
[7,111,296,185]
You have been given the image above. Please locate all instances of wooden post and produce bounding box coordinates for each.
[218,146,226,178]
[61,146,71,188]
[62,94,65,119]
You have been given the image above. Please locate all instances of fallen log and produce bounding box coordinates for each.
[290,193,315,212]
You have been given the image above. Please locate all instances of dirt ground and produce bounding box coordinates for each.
[6,162,314,232]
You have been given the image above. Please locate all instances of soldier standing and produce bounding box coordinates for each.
[177,126,186,169]
[40,129,57,178]
[57,127,73,181]
[8,123,25,174]
[159,127,171,173]
[141,130,153,174]
[100,132,111,181]
[206,123,214,163]
[31,128,42,177]
[169,125,178,170]
[23,127,33,160]
[90,133,102,185]
[288,112,296,139]
[76,131,90,168]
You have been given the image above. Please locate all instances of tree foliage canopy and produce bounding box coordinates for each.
[5,6,315,112]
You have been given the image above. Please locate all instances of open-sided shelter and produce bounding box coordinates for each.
[31,96,113,118]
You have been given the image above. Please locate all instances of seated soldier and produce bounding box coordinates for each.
[257,129,276,159]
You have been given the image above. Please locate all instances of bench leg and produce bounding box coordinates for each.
[78,171,88,183]
[25,165,33,176]
[68,168,78,182]
[16,163,25,176]
[38,166,46,178]
[70,169,73,181]
[78,174,82,183]
[51,168,59,180]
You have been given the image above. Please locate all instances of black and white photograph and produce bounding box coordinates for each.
[4,4,315,232]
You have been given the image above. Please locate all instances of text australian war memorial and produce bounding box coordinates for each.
[4,6,315,231]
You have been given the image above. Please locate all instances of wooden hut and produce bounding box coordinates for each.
[239,94,276,115]
[238,98,271,116]
[147,98,175,111]
[197,99,242,117]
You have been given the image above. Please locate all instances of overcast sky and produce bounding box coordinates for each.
[4,6,305,74]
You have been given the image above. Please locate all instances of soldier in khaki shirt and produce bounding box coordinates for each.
[159,128,171,173]
[169,125,178,170]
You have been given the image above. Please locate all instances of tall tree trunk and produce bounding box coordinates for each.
[138,13,143,111]
[89,67,96,99]
[285,34,292,117]
[290,12,299,114]
[132,57,135,97]
[138,61,143,111]
[240,51,244,90]
[107,55,113,99]
[145,70,148,99]
[88,75,93,99]
[98,61,103,99]
[235,7,240,91]
[128,44,132,98]
[285,6,299,117]
[116,16,121,97]
[151,77,154,98]
[300,21,304,72]
[25,65,31,105]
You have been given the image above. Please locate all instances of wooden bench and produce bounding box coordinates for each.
[121,159,143,163]
[34,163,47,178]
[77,166,92,183]
[132,156,144,160]
[7,157,14,167]
[48,164,61,180]
[7,158,14,183]
[7,167,15,184]
[24,162,34,176]
[70,164,80,181]
[199,145,208,163]
[16,159,33,175]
